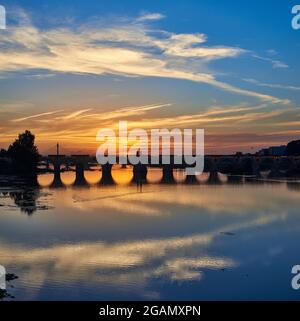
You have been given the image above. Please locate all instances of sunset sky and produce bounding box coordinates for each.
[0,0,300,155]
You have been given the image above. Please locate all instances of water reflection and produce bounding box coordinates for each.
[84,170,102,185]
[61,172,76,186]
[37,174,54,187]
[35,168,234,188]
[0,234,235,293]
[9,188,40,215]
[112,165,133,185]
[1,170,300,300]
[146,168,163,184]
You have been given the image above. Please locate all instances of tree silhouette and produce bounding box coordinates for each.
[0,148,7,157]
[286,140,300,156]
[7,130,40,176]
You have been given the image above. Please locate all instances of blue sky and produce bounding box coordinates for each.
[0,0,300,154]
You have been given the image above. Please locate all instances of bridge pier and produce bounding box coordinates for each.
[74,162,87,186]
[161,165,175,184]
[184,173,198,184]
[133,163,148,184]
[65,162,71,171]
[227,175,245,184]
[50,162,64,188]
[99,163,114,185]
[208,158,220,184]
[208,170,220,184]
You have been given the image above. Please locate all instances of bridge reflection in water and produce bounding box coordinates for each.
[37,166,299,189]
[3,169,296,218]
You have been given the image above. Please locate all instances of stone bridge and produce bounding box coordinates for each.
[39,155,300,187]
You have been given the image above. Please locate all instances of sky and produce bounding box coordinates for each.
[0,0,300,155]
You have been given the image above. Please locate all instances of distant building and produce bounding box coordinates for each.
[257,145,286,156]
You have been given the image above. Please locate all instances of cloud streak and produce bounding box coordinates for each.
[12,109,64,122]
[136,12,165,22]
[244,78,300,91]
[253,54,289,69]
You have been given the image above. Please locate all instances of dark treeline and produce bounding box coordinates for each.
[0,130,40,178]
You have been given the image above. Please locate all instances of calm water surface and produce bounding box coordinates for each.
[0,168,300,300]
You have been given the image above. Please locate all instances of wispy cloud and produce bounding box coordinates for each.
[136,12,165,22]
[56,109,92,120]
[7,103,171,128]
[253,54,289,69]
[155,33,244,59]
[0,9,289,105]
[12,109,64,122]
[244,78,300,91]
